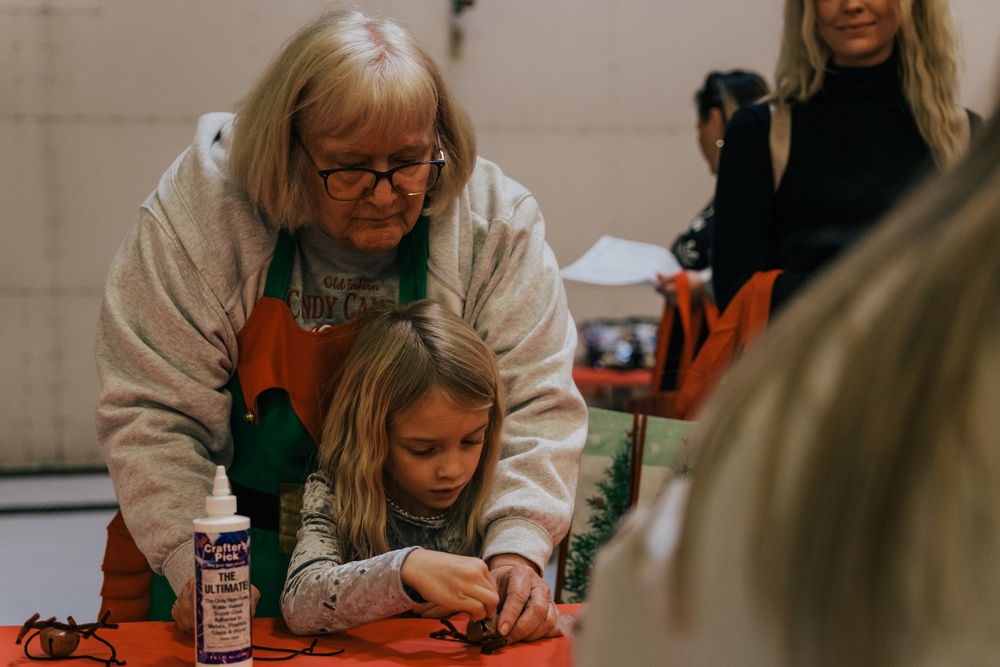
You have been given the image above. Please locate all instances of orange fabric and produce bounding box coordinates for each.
[98,299,359,621]
[648,271,720,418]
[99,510,152,621]
[237,296,358,445]
[673,270,782,420]
[2,608,582,665]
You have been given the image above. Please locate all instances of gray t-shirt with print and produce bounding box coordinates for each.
[287,226,400,330]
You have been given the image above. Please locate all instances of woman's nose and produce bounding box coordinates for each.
[367,176,397,207]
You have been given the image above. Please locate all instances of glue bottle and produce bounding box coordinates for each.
[194,465,252,666]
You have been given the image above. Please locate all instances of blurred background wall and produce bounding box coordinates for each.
[1,0,998,471]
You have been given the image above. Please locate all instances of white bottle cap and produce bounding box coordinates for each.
[205,465,238,516]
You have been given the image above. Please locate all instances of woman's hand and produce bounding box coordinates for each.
[655,270,705,306]
[171,576,260,633]
[401,549,499,621]
[488,554,558,643]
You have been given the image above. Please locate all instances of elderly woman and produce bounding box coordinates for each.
[96,7,586,643]
[711,0,977,314]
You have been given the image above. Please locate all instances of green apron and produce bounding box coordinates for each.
[148,218,428,619]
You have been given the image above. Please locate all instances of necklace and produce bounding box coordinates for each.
[386,494,447,522]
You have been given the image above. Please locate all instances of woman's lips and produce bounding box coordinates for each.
[838,21,876,32]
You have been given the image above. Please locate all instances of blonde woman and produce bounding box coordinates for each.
[576,90,1000,665]
[711,0,977,313]
[281,300,518,634]
[96,6,585,639]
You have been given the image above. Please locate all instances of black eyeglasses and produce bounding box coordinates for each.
[295,134,445,201]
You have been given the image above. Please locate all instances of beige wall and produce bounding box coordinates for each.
[1,0,998,469]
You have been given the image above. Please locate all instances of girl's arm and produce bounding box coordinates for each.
[280,475,497,635]
[280,475,421,635]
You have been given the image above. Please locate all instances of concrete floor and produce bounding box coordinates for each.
[0,472,117,626]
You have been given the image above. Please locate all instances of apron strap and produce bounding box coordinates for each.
[264,228,298,299]
[398,214,429,302]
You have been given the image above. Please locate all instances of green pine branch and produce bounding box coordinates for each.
[563,435,633,602]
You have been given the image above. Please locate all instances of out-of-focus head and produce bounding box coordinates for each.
[230,7,477,234]
[695,70,770,174]
[674,102,1000,665]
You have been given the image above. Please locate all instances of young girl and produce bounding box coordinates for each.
[280,299,506,635]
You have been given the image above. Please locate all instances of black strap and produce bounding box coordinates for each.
[231,480,280,533]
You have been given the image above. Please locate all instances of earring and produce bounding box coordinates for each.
[716,139,725,148]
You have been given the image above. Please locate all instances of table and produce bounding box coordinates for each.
[2,604,581,666]
[573,365,652,412]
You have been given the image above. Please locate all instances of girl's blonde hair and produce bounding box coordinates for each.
[230,6,477,226]
[316,299,505,561]
[773,0,968,167]
[672,106,1000,665]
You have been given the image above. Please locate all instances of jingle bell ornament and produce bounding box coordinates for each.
[39,626,80,657]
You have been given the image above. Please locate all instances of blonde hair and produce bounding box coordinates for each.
[316,299,505,561]
[229,5,477,226]
[773,0,968,168]
[673,106,1000,665]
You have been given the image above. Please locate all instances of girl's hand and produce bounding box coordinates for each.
[410,601,455,618]
[401,549,499,621]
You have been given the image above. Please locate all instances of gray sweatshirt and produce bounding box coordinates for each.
[96,113,587,594]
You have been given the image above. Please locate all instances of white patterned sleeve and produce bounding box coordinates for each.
[280,475,420,635]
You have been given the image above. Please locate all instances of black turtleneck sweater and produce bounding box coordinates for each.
[711,54,935,312]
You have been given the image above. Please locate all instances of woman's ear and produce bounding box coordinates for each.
[700,107,727,174]
[708,106,726,135]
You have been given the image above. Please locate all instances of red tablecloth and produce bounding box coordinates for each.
[2,605,581,666]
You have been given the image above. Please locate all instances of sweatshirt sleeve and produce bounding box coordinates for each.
[458,189,588,573]
[95,201,243,593]
[280,475,420,635]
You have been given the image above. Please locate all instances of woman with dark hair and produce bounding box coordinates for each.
[652,70,768,395]
[656,70,769,308]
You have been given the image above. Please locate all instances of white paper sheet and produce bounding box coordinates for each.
[560,235,681,286]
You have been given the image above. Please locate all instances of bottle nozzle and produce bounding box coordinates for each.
[212,465,231,496]
[205,465,237,516]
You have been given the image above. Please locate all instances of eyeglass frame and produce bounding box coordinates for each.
[294,132,445,201]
